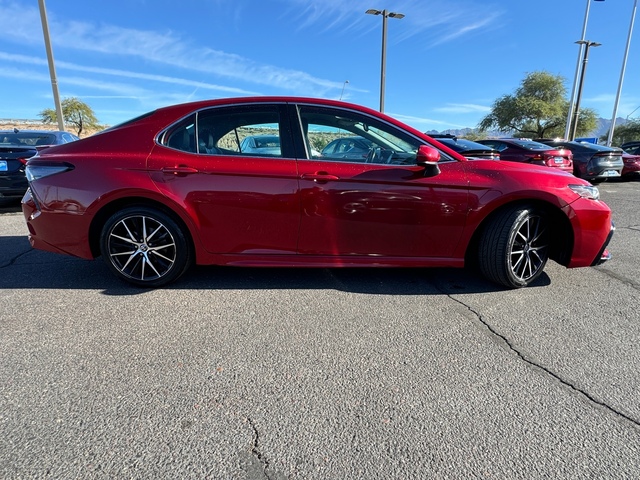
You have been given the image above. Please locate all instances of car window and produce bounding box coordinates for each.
[296,105,431,165]
[160,105,288,157]
[482,141,506,151]
[163,114,197,153]
[0,133,56,146]
[508,140,552,150]
[197,105,284,157]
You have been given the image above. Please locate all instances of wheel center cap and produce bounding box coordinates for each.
[139,244,149,252]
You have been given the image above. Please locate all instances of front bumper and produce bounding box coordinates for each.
[592,222,615,266]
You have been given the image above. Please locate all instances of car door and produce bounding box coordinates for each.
[293,104,470,259]
[147,104,300,255]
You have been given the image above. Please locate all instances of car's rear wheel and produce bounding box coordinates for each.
[478,205,549,288]
[100,207,192,287]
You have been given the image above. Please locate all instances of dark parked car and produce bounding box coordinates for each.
[239,134,281,155]
[477,138,573,173]
[320,136,375,161]
[537,140,623,181]
[428,134,499,160]
[620,141,640,155]
[22,97,613,289]
[0,129,79,201]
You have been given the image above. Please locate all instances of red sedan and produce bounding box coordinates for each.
[477,138,574,173]
[622,152,640,177]
[22,97,613,288]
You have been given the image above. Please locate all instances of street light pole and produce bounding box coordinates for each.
[366,9,405,113]
[340,80,349,101]
[565,0,605,140]
[606,0,638,146]
[38,0,65,131]
[571,40,601,141]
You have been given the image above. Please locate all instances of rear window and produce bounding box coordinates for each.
[0,132,56,146]
[509,140,551,150]
[442,138,491,152]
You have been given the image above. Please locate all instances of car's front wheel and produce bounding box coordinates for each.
[478,205,549,288]
[100,207,192,287]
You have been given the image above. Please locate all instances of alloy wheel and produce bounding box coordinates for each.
[106,215,177,282]
[508,214,548,283]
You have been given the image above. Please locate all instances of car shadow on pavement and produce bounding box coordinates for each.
[0,235,551,295]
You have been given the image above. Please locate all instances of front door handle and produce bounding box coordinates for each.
[301,172,339,183]
[162,166,199,176]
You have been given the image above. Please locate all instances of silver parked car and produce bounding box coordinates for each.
[239,134,281,155]
[537,139,624,181]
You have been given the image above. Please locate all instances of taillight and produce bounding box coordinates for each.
[593,152,617,160]
[528,153,545,165]
[25,162,75,181]
[18,157,30,165]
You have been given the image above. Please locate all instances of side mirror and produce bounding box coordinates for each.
[416,144,441,177]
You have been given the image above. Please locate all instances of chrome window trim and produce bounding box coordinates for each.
[155,99,458,163]
[156,101,289,157]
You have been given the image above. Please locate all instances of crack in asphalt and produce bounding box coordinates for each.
[594,265,640,291]
[247,417,273,480]
[445,293,640,430]
[0,249,32,269]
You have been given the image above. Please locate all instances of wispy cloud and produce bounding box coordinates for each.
[434,103,492,114]
[0,2,345,96]
[391,112,469,129]
[0,52,260,95]
[279,0,505,47]
[0,0,503,98]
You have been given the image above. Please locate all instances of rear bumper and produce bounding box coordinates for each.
[622,162,640,176]
[22,189,95,259]
[585,158,624,179]
[0,173,28,198]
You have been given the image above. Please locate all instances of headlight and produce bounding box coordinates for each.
[568,184,600,200]
[25,162,74,182]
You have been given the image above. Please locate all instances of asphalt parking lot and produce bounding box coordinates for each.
[1,179,639,479]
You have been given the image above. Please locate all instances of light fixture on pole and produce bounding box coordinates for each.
[571,40,601,141]
[365,9,405,113]
[606,0,638,146]
[38,0,65,131]
[564,0,605,140]
[340,80,349,101]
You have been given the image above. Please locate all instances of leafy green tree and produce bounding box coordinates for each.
[460,130,488,141]
[39,97,100,136]
[601,118,640,146]
[478,71,597,139]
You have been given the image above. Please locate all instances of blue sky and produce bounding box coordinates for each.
[1,0,638,132]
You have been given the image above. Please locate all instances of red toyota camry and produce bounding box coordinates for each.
[22,97,614,288]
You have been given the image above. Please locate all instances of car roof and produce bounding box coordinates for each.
[0,129,67,134]
[435,137,496,150]
[545,140,619,151]
[480,138,552,150]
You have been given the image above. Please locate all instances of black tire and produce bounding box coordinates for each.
[100,207,192,287]
[478,205,549,288]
